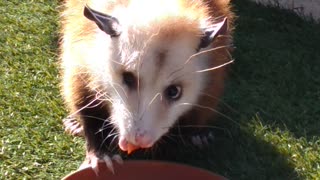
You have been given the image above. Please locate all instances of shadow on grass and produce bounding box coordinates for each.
[125,118,299,179]
[228,0,320,140]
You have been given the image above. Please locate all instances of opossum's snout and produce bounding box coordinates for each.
[118,128,155,153]
[117,104,167,153]
[132,128,154,148]
[118,120,162,154]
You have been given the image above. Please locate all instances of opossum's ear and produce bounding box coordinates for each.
[84,5,121,37]
[199,17,228,49]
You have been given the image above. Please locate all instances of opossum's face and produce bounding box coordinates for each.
[84,6,228,152]
[109,31,206,152]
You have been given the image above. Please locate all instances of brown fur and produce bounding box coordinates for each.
[59,0,235,158]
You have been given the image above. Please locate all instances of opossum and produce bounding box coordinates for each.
[60,0,234,172]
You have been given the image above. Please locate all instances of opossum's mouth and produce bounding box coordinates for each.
[118,137,139,154]
[118,136,154,154]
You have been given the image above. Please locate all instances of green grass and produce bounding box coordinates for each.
[1,0,319,179]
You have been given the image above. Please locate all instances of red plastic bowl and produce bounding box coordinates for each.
[62,160,226,180]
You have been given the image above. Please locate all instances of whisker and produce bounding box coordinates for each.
[97,123,116,141]
[92,79,128,100]
[110,82,128,99]
[216,34,233,38]
[199,92,239,114]
[176,103,239,126]
[167,45,233,80]
[148,93,161,107]
[176,123,186,145]
[109,83,133,119]
[185,45,232,65]
[136,28,163,113]
[85,99,105,109]
[170,58,234,82]
[196,59,234,73]
[164,134,179,143]
[172,124,227,129]
[100,117,117,131]
[109,134,120,152]
[139,92,161,120]
[68,93,105,117]
[99,130,119,150]
[80,115,109,122]
[102,131,118,140]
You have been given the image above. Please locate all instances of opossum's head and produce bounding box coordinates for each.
[83,3,228,153]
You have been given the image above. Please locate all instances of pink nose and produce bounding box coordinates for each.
[135,129,153,148]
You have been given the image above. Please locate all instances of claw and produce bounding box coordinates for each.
[208,132,214,141]
[112,154,123,165]
[63,116,83,136]
[191,132,214,148]
[79,152,123,175]
[102,155,114,174]
[201,136,209,146]
[192,135,203,148]
[91,155,100,175]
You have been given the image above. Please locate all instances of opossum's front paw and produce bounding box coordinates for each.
[79,151,123,174]
[62,116,83,136]
[191,132,215,149]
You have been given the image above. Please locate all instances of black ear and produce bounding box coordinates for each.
[84,5,121,37]
[199,17,228,49]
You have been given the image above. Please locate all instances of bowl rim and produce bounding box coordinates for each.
[62,160,226,180]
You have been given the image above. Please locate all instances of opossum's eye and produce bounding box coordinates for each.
[165,85,182,101]
[122,72,136,90]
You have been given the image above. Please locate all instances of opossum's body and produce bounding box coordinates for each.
[60,0,234,170]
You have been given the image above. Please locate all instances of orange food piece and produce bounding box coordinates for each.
[127,143,139,154]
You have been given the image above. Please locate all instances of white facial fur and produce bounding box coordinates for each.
[96,27,209,148]
[83,2,216,148]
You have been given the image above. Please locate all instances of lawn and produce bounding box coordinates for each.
[0,0,319,179]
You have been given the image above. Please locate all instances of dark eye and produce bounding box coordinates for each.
[165,85,182,100]
[122,72,136,89]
